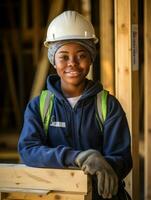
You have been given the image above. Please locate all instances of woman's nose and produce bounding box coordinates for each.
[68,56,79,66]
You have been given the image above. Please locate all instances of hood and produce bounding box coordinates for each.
[46,74,103,101]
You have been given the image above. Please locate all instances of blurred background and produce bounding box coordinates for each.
[0,0,101,162]
[0,0,148,199]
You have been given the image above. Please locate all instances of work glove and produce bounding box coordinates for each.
[75,149,99,167]
[81,151,118,199]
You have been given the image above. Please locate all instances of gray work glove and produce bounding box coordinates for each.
[75,149,99,167]
[81,151,118,199]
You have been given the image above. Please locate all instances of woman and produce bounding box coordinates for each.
[18,10,132,199]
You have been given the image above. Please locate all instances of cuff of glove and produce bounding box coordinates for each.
[75,149,100,167]
[64,150,81,167]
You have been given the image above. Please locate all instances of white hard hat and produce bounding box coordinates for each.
[44,10,98,47]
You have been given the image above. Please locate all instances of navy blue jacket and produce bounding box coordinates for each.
[18,74,132,183]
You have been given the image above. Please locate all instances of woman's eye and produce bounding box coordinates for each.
[78,53,87,59]
[59,55,69,61]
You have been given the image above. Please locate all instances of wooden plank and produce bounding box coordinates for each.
[0,151,19,161]
[114,0,132,197]
[0,132,19,149]
[1,192,87,200]
[144,0,151,199]
[99,0,114,95]
[0,164,89,194]
[131,0,140,200]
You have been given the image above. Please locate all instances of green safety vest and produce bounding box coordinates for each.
[40,90,108,135]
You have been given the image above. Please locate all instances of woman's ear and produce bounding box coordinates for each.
[54,65,56,69]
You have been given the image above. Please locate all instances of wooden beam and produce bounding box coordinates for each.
[1,191,90,200]
[81,0,91,21]
[30,0,64,99]
[0,164,92,200]
[2,37,21,126]
[0,151,19,161]
[81,0,93,80]
[0,29,44,44]
[7,0,25,111]
[21,0,28,29]
[0,132,19,149]
[131,0,140,199]
[32,0,41,66]
[0,192,3,200]
[114,0,132,197]
[144,0,151,199]
[0,164,89,194]
[99,0,114,95]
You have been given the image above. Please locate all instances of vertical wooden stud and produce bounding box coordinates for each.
[21,0,28,29]
[144,0,151,199]
[81,0,93,80]
[131,0,140,199]
[100,0,114,94]
[32,0,41,67]
[114,0,132,197]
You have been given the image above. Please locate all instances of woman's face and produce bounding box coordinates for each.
[55,43,91,87]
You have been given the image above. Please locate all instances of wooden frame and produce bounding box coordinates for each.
[131,0,140,199]
[114,0,132,198]
[144,0,151,199]
[99,0,114,95]
[0,164,92,200]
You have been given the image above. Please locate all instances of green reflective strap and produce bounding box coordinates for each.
[101,90,108,122]
[40,90,48,122]
[96,90,108,130]
[40,90,54,135]
[44,93,54,134]
[40,89,108,135]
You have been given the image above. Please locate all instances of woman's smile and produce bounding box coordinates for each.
[64,70,81,77]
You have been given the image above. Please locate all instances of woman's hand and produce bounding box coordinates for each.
[75,149,118,198]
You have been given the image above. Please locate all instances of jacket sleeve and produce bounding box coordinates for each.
[103,95,132,180]
[18,96,80,168]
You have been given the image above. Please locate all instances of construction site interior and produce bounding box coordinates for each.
[0,1,150,200]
